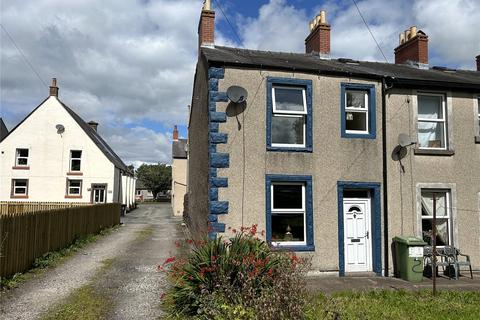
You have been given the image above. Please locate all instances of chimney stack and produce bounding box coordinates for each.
[305,10,331,57]
[49,78,59,97]
[394,26,428,67]
[476,55,480,71]
[198,0,215,50]
[88,121,99,132]
[173,125,179,141]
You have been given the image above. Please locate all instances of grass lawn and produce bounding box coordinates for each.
[307,290,480,320]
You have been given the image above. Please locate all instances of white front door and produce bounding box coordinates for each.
[344,199,372,272]
[92,185,106,204]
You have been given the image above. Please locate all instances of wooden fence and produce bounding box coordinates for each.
[0,203,121,279]
[0,202,89,215]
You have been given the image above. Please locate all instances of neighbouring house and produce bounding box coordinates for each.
[188,1,480,276]
[0,118,8,141]
[0,79,136,209]
[135,180,154,201]
[171,125,188,217]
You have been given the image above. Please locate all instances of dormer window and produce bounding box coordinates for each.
[70,150,82,172]
[15,148,29,167]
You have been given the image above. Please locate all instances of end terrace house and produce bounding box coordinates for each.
[0,79,136,209]
[187,2,480,276]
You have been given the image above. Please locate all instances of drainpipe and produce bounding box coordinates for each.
[381,77,390,277]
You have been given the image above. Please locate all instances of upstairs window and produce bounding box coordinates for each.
[417,94,447,149]
[267,77,313,152]
[70,150,82,172]
[67,179,82,196]
[341,83,376,139]
[15,148,29,167]
[12,179,28,196]
[272,86,306,147]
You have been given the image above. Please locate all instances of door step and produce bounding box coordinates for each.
[344,272,378,277]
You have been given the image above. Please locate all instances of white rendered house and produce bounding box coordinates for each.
[0,79,136,208]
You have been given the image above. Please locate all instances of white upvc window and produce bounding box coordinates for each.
[67,179,82,196]
[417,93,447,150]
[420,189,452,246]
[271,86,307,148]
[12,179,28,196]
[70,150,82,172]
[15,148,29,167]
[345,89,369,134]
[270,182,306,246]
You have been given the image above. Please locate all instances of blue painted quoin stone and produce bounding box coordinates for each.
[207,66,230,240]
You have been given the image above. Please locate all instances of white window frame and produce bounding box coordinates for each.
[15,148,29,167]
[13,179,28,196]
[270,182,306,247]
[345,89,369,135]
[417,93,448,150]
[67,179,82,196]
[420,189,452,247]
[70,150,82,172]
[271,86,307,148]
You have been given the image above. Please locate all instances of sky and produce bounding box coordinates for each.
[1,0,479,167]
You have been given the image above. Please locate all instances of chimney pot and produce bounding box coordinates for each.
[305,10,331,57]
[88,121,98,132]
[173,125,179,141]
[394,27,428,66]
[49,78,59,97]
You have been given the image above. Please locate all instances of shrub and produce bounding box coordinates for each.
[161,225,310,320]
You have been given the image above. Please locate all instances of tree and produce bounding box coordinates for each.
[136,163,172,197]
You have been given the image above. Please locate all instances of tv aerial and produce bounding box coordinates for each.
[226,86,248,104]
[56,124,65,135]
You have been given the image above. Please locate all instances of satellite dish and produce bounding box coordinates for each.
[227,86,248,103]
[56,124,65,134]
[398,133,416,147]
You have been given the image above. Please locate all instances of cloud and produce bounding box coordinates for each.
[1,0,203,165]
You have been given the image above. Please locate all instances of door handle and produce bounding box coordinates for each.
[364,231,369,239]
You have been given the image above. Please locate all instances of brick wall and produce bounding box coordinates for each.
[198,10,215,48]
[305,24,330,55]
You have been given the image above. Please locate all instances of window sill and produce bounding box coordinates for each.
[12,166,30,170]
[475,136,480,144]
[67,172,83,176]
[65,195,82,199]
[341,133,376,139]
[11,195,28,199]
[270,244,315,252]
[413,149,454,156]
[267,146,313,153]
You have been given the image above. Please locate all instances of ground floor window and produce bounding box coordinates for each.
[420,189,452,246]
[67,179,82,196]
[266,175,314,251]
[12,179,28,196]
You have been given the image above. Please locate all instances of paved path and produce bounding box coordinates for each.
[0,203,184,320]
[307,273,480,295]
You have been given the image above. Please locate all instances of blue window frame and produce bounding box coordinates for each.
[340,83,376,139]
[266,77,313,152]
[266,174,314,251]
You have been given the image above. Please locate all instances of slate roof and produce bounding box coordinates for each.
[201,46,480,90]
[0,118,8,141]
[1,97,132,175]
[172,139,188,159]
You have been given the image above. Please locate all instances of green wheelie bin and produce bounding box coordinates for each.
[393,236,427,282]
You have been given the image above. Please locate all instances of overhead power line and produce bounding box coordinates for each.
[351,0,389,63]
[0,23,48,87]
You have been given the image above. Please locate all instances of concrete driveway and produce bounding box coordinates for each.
[0,203,184,320]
